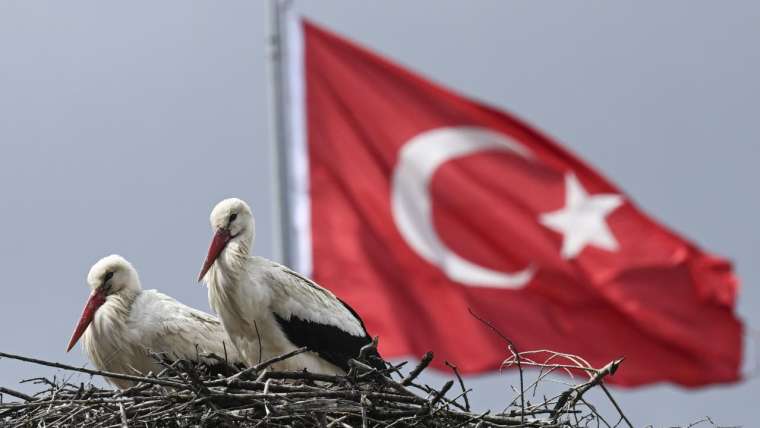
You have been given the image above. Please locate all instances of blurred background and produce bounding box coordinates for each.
[0,1,758,426]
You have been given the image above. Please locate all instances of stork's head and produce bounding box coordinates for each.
[198,198,255,281]
[66,255,141,352]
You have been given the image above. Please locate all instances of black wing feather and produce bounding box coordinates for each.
[273,313,365,371]
[271,263,385,371]
[273,299,384,372]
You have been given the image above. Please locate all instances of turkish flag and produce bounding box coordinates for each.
[283,18,743,386]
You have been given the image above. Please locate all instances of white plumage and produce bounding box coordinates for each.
[67,255,242,389]
[198,198,382,375]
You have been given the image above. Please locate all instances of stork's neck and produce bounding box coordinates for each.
[91,287,140,336]
[83,287,140,377]
[209,229,253,287]
[107,288,139,316]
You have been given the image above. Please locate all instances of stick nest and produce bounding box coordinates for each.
[0,337,632,428]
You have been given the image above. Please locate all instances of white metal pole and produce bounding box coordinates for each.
[267,0,292,265]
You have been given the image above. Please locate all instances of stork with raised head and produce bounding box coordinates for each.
[198,198,384,375]
[67,255,244,389]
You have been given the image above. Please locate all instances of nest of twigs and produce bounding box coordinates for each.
[0,334,632,428]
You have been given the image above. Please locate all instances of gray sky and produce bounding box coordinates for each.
[1,1,758,426]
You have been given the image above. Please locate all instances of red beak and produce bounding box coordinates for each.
[198,229,231,281]
[66,289,107,352]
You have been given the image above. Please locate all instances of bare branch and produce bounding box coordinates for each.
[401,351,433,386]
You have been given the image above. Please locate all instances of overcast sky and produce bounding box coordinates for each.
[0,1,758,426]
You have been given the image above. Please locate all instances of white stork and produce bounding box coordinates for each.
[197,198,384,375]
[67,255,243,389]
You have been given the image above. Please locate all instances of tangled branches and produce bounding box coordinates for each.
[0,340,630,428]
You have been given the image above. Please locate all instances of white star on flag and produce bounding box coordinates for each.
[540,173,624,259]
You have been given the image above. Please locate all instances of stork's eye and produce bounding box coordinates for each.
[104,271,114,282]
[229,213,238,222]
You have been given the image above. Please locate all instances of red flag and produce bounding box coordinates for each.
[283,18,743,386]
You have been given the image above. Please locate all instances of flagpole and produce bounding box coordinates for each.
[267,0,292,265]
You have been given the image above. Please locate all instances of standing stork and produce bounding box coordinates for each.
[198,198,384,374]
[67,255,243,388]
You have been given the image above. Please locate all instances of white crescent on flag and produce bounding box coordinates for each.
[390,126,536,289]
